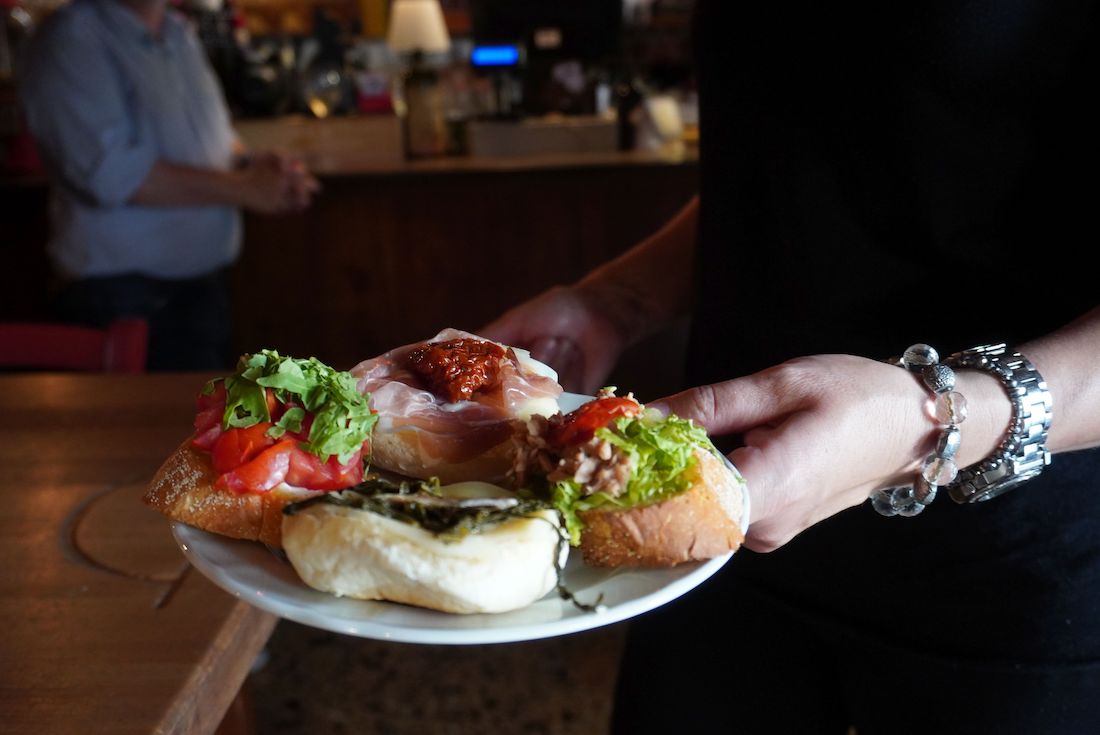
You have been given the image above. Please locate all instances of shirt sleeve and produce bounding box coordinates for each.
[20,20,158,207]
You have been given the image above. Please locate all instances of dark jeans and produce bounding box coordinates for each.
[611,572,1100,735]
[53,270,234,371]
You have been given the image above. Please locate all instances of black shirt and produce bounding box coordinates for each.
[687,0,1100,664]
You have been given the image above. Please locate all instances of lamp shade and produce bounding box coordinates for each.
[387,0,451,54]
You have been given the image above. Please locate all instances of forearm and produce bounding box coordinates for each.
[1021,306,1100,453]
[936,306,1100,478]
[573,195,699,347]
[130,161,249,208]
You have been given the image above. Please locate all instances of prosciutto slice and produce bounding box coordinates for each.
[350,329,563,475]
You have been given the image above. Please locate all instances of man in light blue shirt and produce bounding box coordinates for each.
[21,0,317,369]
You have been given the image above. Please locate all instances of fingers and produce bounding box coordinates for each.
[300,173,321,194]
[729,426,812,552]
[477,311,523,346]
[479,288,567,348]
[531,336,584,393]
[246,149,318,213]
[651,368,808,437]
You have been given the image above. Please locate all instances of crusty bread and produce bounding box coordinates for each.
[282,501,563,614]
[369,430,514,484]
[578,449,745,567]
[143,441,323,548]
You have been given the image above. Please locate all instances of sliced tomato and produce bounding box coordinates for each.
[215,439,295,494]
[286,446,364,490]
[211,422,278,474]
[192,387,226,450]
[215,440,363,494]
[194,382,364,494]
[191,424,222,451]
[196,381,227,412]
[548,396,642,448]
[193,385,284,452]
[193,405,221,434]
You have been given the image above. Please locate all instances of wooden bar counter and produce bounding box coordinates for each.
[0,373,276,735]
[1,114,698,395]
[231,116,698,397]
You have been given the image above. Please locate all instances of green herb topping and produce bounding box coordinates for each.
[284,478,604,612]
[285,477,552,540]
[204,350,377,464]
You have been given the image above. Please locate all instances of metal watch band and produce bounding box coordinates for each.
[943,344,1053,503]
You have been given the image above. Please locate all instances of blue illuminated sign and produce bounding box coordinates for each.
[471,45,521,67]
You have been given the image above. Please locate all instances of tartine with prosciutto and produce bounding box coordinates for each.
[350,328,563,484]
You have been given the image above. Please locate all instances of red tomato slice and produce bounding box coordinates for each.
[215,439,295,494]
[193,405,221,434]
[194,382,364,494]
[211,423,278,474]
[548,396,642,448]
[286,446,364,491]
[216,441,364,494]
[192,383,227,449]
[196,382,226,412]
[191,424,222,451]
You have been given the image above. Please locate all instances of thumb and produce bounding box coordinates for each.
[477,310,523,347]
[649,372,800,437]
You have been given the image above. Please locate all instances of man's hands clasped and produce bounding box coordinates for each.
[238,150,320,215]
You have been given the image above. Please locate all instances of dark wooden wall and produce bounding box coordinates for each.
[2,162,698,398]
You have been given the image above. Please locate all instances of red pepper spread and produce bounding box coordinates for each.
[406,338,509,403]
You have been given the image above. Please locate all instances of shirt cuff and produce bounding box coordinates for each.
[83,140,159,207]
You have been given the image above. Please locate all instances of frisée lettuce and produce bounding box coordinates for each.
[551,411,715,544]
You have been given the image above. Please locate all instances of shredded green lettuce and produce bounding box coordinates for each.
[551,412,715,545]
[204,350,377,464]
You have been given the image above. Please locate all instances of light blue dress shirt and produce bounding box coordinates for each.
[21,0,241,280]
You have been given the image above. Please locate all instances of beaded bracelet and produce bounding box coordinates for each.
[871,343,968,517]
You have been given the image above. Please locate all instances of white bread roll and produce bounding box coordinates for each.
[282,493,565,614]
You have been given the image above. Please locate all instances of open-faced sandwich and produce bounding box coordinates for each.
[512,389,746,567]
[281,478,566,614]
[146,341,746,616]
[144,351,377,548]
[349,328,562,484]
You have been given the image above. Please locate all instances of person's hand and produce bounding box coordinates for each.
[238,150,320,214]
[653,355,937,552]
[253,149,320,210]
[480,284,629,394]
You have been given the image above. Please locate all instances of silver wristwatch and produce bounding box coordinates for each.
[944,344,1053,503]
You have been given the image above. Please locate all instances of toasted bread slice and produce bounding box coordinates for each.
[578,449,745,567]
[369,430,516,485]
[143,441,322,548]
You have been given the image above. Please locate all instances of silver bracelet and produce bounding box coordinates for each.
[872,343,967,517]
[942,344,1052,503]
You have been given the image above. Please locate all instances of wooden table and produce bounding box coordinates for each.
[0,373,277,735]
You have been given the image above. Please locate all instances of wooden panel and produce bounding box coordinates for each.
[234,163,697,397]
[1,154,697,396]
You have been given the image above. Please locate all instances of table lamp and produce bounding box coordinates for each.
[387,0,451,159]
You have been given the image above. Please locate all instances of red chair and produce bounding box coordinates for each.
[0,319,148,373]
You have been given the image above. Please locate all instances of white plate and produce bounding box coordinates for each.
[171,393,749,645]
